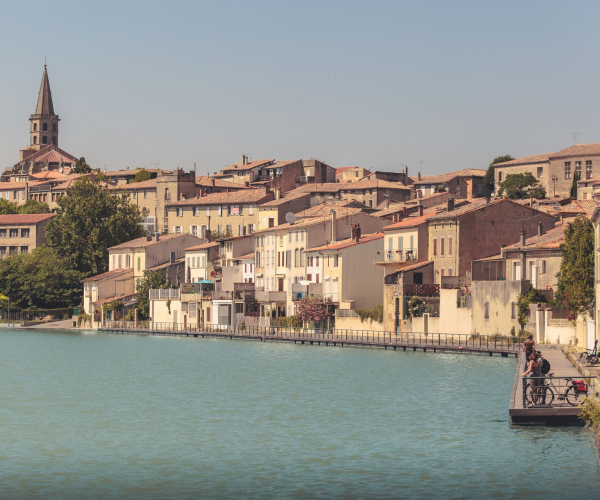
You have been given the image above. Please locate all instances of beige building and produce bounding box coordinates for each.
[166,189,273,238]
[0,213,55,256]
[252,212,387,316]
[306,230,384,312]
[412,169,489,200]
[494,143,600,198]
[184,241,219,283]
[336,167,371,182]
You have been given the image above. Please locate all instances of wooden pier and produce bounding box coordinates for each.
[509,347,584,426]
[98,324,520,357]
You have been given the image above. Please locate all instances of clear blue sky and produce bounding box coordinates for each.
[1,0,600,176]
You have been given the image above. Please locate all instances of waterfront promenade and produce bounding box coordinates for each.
[509,347,585,425]
[99,322,522,357]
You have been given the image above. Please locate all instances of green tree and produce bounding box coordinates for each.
[132,168,152,183]
[45,177,145,276]
[18,199,51,214]
[135,269,167,319]
[517,285,547,328]
[0,199,19,214]
[570,171,581,199]
[209,229,233,241]
[72,157,91,174]
[555,216,595,316]
[0,247,84,310]
[497,172,546,199]
[483,155,514,191]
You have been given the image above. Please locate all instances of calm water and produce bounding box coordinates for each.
[0,329,598,499]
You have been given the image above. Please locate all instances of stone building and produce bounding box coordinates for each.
[0,213,55,256]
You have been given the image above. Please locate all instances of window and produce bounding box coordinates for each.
[279,235,283,247]
[448,237,452,256]
[133,191,137,199]
[433,238,437,256]
[125,255,131,268]
[498,172,503,182]
[288,232,292,242]
[42,123,47,132]
[576,161,582,177]
[434,224,437,231]
[175,226,182,234]
[177,208,183,217]
[294,248,300,267]
[447,268,452,276]
[511,302,516,319]
[0,229,7,238]
[33,123,37,132]
[191,226,198,236]
[301,231,304,242]
[53,124,57,132]
[316,274,320,283]
[540,260,546,274]
[193,207,199,217]
[295,231,299,242]
[397,236,403,252]
[218,206,223,216]
[333,255,339,267]
[42,136,47,144]
[20,246,28,253]
[388,237,393,251]
[484,302,489,320]
[21,228,30,238]
[300,249,305,266]
[440,237,445,256]
[587,160,593,179]
[537,167,544,178]
[565,162,571,179]
[118,255,122,268]
[143,191,148,199]
[316,256,319,267]
[52,137,56,145]
[9,229,18,238]
[33,136,37,145]
[137,257,141,271]
[248,206,254,215]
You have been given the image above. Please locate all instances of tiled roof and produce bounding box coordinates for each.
[0,181,45,190]
[503,223,567,251]
[93,292,137,305]
[336,179,411,190]
[0,213,55,225]
[166,189,272,207]
[81,268,131,283]
[383,213,430,231]
[542,200,598,217]
[335,166,359,172]
[295,201,364,219]
[259,190,311,207]
[108,178,157,190]
[549,143,600,159]
[29,171,70,180]
[494,153,553,168]
[221,159,275,172]
[32,149,77,165]
[237,253,255,260]
[307,233,384,252]
[109,234,197,250]
[185,241,219,251]
[426,199,508,220]
[389,260,433,273]
[413,169,487,185]
[195,176,249,189]
[147,257,185,271]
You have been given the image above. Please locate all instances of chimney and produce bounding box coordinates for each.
[155,233,160,242]
[538,222,543,237]
[211,178,216,187]
[242,155,248,166]
[417,172,421,181]
[205,229,211,242]
[402,207,407,218]
[354,224,361,243]
[275,187,281,200]
[447,198,455,212]
[418,205,424,216]
[331,210,337,242]
[519,230,526,247]
[146,234,152,242]
[403,166,408,176]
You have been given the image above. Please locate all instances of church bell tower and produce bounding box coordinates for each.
[29,64,60,151]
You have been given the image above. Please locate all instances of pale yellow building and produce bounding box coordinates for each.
[0,213,55,256]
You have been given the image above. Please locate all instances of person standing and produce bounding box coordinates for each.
[523,335,535,369]
[522,353,541,407]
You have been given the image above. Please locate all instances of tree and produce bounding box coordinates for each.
[483,155,514,192]
[554,216,595,317]
[72,157,91,174]
[45,177,145,276]
[135,269,167,319]
[132,168,152,183]
[209,229,233,241]
[0,247,84,310]
[296,296,330,324]
[18,199,50,214]
[0,199,19,215]
[570,171,581,199]
[497,172,546,199]
[516,285,547,328]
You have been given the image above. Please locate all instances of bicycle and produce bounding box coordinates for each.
[524,374,586,407]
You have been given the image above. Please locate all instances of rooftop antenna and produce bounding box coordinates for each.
[571,132,581,144]
[419,160,425,175]
[194,162,197,176]
[151,161,161,169]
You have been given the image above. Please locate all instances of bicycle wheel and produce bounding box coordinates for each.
[566,386,584,406]
[538,385,554,406]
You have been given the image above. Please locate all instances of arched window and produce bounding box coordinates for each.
[294,248,299,267]
[52,124,57,132]
[42,123,48,132]
[33,123,38,132]
[33,136,37,144]
[42,136,47,144]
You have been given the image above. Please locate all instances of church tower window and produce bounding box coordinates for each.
[42,123,47,131]
[33,136,37,144]
[42,136,47,144]
[52,137,56,145]
[33,123,37,131]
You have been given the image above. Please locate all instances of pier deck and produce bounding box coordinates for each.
[509,347,584,426]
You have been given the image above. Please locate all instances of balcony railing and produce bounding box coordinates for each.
[257,290,287,302]
[374,250,418,263]
[440,276,471,289]
[295,175,315,184]
[149,288,180,300]
[403,284,439,297]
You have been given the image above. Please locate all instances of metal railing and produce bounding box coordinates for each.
[373,250,418,263]
[149,289,180,300]
[102,321,524,351]
[522,375,588,408]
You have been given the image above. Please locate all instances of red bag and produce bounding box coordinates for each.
[573,380,588,393]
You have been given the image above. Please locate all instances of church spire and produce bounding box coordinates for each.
[35,64,55,116]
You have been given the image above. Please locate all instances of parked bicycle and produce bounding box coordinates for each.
[578,340,598,364]
[524,374,588,407]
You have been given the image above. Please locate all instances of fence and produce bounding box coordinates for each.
[102,321,524,351]
[149,289,181,300]
[522,376,588,408]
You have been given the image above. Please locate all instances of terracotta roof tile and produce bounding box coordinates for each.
[413,169,487,185]
[195,176,250,189]
[503,223,567,251]
[185,241,219,251]
[549,143,600,159]
[109,233,198,250]
[494,153,553,168]
[0,213,55,225]
[389,260,433,273]
[81,268,131,283]
[108,178,158,190]
[307,233,383,252]
[166,189,272,206]
[221,159,275,172]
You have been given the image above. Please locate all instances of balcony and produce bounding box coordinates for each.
[374,250,418,264]
[181,291,213,302]
[323,293,339,303]
[440,276,472,289]
[403,283,439,297]
[149,288,180,300]
[296,175,315,184]
[291,282,323,301]
[256,290,287,303]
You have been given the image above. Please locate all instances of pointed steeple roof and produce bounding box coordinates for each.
[35,65,55,116]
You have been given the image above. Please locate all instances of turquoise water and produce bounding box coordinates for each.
[0,329,598,499]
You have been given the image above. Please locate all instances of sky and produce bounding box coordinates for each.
[1,0,600,177]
